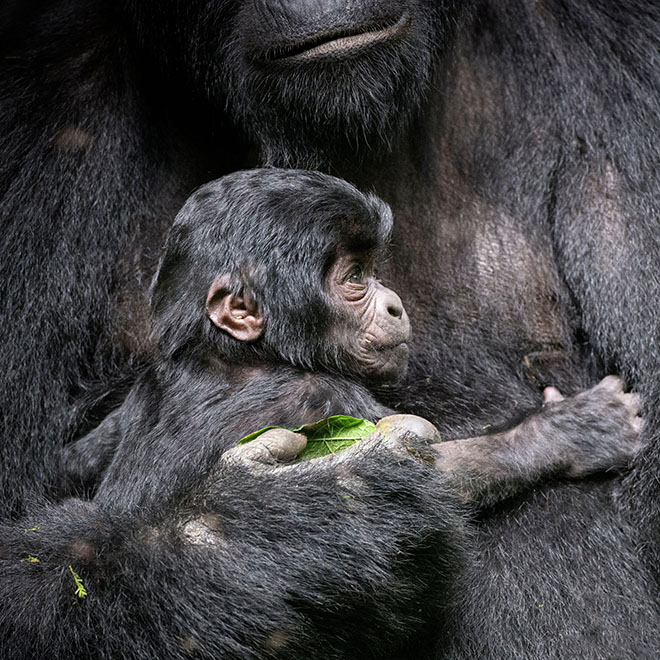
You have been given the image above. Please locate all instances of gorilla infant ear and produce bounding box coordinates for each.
[206,275,264,342]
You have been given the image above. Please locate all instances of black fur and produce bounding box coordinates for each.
[150,169,391,371]
[2,0,660,658]
[48,169,641,660]
[2,455,466,659]
[0,168,462,659]
[67,169,639,508]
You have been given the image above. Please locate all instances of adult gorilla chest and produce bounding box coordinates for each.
[370,164,581,435]
[118,0,590,431]
[197,0,588,427]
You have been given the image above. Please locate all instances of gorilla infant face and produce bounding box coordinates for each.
[156,169,400,384]
[326,252,410,384]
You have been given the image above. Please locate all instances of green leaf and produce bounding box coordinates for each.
[238,415,377,460]
[297,416,377,460]
[69,565,87,599]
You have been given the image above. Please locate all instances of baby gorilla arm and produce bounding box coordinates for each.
[430,375,642,507]
[59,408,123,496]
[252,374,640,512]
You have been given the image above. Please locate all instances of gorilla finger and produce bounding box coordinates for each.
[366,414,442,463]
[543,386,564,404]
[225,429,307,467]
[250,429,307,464]
[597,375,625,393]
[374,415,442,445]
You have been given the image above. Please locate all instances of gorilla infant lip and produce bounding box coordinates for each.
[376,340,409,353]
[265,13,411,63]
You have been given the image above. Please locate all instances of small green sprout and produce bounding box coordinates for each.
[69,565,88,599]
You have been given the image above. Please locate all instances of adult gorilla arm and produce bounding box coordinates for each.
[544,11,660,392]
[0,4,175,516]
[553,153,660,572]
[0,0,248,518]
[532,7,660,573]
[1,424,463,660]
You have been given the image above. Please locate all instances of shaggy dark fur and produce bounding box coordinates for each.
[63,169,640,510]
[29,167,638,660]
[2,1,660,658]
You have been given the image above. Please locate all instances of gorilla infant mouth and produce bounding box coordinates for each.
[264,13,411,63]
[375,340,409,352]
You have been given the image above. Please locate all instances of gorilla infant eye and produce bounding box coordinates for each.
[346,265,365,284]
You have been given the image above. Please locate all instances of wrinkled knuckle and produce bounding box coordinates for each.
[375,414,441,445]
[220,446,244,464]
[228,443,274,467]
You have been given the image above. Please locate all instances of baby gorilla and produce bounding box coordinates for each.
[63,169,641,510]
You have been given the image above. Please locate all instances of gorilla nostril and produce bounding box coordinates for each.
[388,304,402,319]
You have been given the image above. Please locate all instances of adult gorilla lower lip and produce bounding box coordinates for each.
[265,13,411,63]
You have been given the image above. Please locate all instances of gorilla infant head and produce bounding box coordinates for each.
[151,168,410,384]
[123,0,471,166]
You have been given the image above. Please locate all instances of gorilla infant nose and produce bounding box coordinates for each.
[378,287,411,347]
[380,286,405,318]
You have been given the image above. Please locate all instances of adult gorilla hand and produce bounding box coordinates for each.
[1,418,465,660]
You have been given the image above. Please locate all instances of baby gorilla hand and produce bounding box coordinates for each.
[423,377,643,507]
[220,414,443,472]
[538,375,642,477]
[186,414,465,657]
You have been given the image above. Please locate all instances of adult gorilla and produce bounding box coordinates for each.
[2,0,660,658]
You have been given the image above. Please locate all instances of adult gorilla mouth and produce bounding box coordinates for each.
[263,13,411,63]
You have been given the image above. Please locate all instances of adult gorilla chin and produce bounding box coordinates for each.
[222,0,449,167]
[126,0,461,168]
